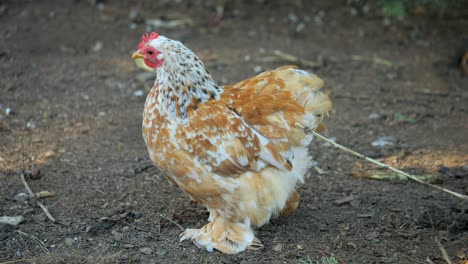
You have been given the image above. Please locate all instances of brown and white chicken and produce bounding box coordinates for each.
[132,32,332,254]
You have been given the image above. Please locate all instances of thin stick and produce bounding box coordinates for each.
[20,174,34,197]
[20,174,61,224]
[297,125,468,201]
[15,230,49,253]
[435,237,453,264]
[0,256,48,264]
[159,214,185,231]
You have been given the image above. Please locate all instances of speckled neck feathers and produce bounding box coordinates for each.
[149,36,223,119]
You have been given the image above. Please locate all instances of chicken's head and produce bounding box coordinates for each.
[132,32,163,72]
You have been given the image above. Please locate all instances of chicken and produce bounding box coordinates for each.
[132,32,332,254]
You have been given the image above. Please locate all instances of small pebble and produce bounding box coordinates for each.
[65,237,74,246]
[91,41,103,52]
[295,22,305,33]
[139,247,153,255]
[371,136,397,147]
[287,13,299,23]
[13,192,29,203]
[123,243,135,248]
[26,120,35,129]
[272,244,282,252]
[111,230,122,241]
[368,112,382,120]
[0,216,24,226]
[254,66,263,73]
[134,90,145,97]
[5,107,14,115]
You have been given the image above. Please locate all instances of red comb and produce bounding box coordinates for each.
[138,32,159,49]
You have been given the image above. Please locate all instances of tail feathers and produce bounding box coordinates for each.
[275,66,332,126]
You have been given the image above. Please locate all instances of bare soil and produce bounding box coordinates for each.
[1,1,467,263]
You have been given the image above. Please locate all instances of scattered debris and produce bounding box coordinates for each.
[91,41,103,52]
[0,216,24,226]
[0,223,16,240]
[435,237,453,264]
[29,168,41,180]
[254,65,263,73]
[308,129,468,200]
[87,219,116,235]
[371,136,397,147]
[134,90,145,97]
[272,244,283,252]
[393,112,417,123]
[159,214,185,231]
[20,174,64,225]
[207,4,224,28]
[366,171,441,183]
[262,50,323,68]
[26,120,36,129]
[368,112,384,121]
[35,191,56,198]
[111,230,123,241]
[65,237,74,246]
[15,230,49,253]
[334,195,354,205]
[351,55,393,67]
[146,17,193,31]
[129,8,144,23]
[13,192,29,203]
[439,166,468,179]
[313,165,326,174]
[5,107,14,115]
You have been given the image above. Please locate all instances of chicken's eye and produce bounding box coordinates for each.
[147,50,153,55]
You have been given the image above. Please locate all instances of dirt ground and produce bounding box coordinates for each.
[1,0,467,263]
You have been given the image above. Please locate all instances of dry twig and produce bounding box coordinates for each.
[20,174,65,225]
[15,230,49,253]
[435,237,453,264]
[297,125,468,201]
[159,214,185,231]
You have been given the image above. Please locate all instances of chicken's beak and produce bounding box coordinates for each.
[132,51,144,59]
[132,51,156,72]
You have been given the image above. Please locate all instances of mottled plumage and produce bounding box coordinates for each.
[133,33,332,254]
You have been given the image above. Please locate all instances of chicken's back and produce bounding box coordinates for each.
[218,66,332,226]
[224,65,331,150]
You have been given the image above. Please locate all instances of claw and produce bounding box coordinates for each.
[247,237,264,251]
[179,228,202,242]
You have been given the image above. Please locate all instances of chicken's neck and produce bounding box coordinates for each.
[153,47,223,120]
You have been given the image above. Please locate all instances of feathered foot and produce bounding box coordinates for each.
[280,191,300,216]
[179,217,263,254]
